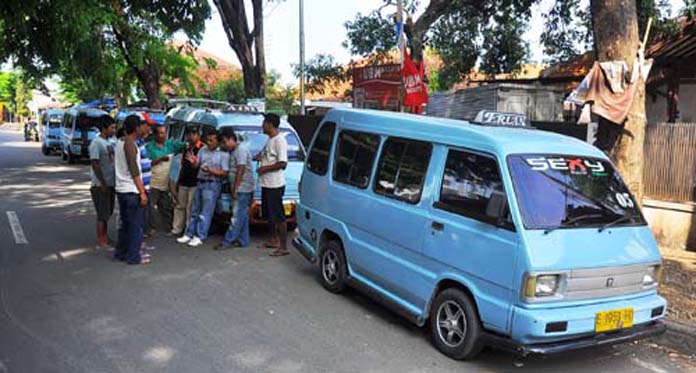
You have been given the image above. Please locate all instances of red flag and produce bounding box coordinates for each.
[402,50,428,113]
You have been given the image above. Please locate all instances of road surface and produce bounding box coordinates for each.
[0,129,693,372]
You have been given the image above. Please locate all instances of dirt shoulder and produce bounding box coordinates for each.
[659,247,696,325]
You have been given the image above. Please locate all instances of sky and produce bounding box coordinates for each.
[197,0,687,86]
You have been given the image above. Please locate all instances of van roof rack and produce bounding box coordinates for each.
[222,104,260,113]
[168,98,231,109]
[471,110,531,128]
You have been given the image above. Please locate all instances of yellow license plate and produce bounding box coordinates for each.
[283,203,293,216]
[595,308,634,333]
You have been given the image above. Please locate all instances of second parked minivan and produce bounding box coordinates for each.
[294,108,666,359]
[60,108,109,164]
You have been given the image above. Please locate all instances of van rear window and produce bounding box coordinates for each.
[333,130,380,189]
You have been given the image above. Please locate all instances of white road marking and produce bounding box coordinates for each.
[5,211,28,244]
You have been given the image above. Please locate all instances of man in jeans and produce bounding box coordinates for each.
[216,131,255,250]
[114,115,150,265]
[171,127,203,236]
[256,113,289,257]
[89,115,116,249]
[177,129,229,247]
[146,125,185,231]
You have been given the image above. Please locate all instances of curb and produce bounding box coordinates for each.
[653,319,696,357]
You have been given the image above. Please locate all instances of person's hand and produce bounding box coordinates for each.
[170,192,179,206]
[201,166,210,173]
[256,166,266,175]
[254,153,262,161]
[161,155,170,162]
[186,154,197,164]
[140,193,148,207]
[232,190,238,200]
[100,184,109,194]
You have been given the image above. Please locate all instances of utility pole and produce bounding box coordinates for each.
[299,0,306,115]
[397,0,404,112]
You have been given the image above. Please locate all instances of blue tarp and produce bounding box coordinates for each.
[74,99,117,110]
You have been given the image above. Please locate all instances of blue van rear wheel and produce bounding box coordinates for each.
[318,240,347,294]
[430,288,483,360]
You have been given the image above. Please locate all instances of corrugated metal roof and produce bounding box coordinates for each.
[648,18,696,62]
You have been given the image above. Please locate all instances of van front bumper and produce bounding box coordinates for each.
[495,292,667,355]
[484,319,666,356]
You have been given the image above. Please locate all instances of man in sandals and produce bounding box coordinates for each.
[114,116,151,265]
[256,113,290,257]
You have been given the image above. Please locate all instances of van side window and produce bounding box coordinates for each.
[307,122,336,175]
[333,130,380,189]
[436,150,507,225]
[374,137,432,204]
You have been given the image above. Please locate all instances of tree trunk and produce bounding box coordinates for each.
[214,0,265,99]
[141,71,163,110]
[590,0,646,202]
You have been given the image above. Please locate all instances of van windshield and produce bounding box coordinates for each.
[233,126,305,161]
[508,154,646,230]
[48,115,63,128]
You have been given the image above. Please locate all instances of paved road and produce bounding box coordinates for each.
[0,129,693,373]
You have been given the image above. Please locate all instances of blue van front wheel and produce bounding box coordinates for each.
[430,288,483,360]
[318,240,347,294]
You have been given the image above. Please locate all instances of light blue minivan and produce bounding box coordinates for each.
[294,108,666,359]
[40,109,64,155]
[165,103,306,227]
[60,108,109,164]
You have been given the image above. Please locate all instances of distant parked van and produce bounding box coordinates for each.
[40,109,64,155]
[294,108,666,359]
[60,108,109,164]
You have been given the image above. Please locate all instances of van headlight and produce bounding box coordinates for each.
[643,265,662,286]
[524,274,561,298]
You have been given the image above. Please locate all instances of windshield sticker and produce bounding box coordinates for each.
[526,157,607,176]
[615,192,635,208]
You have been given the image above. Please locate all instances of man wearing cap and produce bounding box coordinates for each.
[256,113,290,257]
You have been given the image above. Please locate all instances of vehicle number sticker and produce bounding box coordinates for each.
[615,193,634,208]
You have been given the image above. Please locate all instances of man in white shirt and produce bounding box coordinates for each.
[256,113,289,257]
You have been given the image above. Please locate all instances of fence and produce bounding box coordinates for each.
[644,122,696,203]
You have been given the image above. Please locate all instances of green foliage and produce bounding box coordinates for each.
[542,0,680,65]
[540,0,592,65]
[480,7,530,76]
[293,54,349,95]
[343,0,536,91]
[0,70,34,118]
[209,75,246,104]
[686,0,696,19]
[265,71,297,116]
[0,0,210,106]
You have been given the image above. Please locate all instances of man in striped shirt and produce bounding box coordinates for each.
[136,120,154,237]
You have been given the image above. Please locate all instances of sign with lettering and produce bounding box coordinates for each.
[474,110,529,127]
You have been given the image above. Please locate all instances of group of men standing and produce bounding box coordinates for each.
[88,113,290,266]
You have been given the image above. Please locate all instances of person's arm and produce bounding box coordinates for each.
[148,142,170,166]
[173,140,186,155]
[89,143,108,189]
[232,164,245,198]
[125,139,148,206]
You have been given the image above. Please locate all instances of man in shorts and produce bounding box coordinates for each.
[89,115,117,249]
[256,113,289,257]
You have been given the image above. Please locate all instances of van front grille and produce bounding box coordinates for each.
[562,263,656,301]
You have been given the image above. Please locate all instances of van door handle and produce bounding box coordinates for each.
[431,221,445,231]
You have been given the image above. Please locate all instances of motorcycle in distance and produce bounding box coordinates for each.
[24,120,39,142]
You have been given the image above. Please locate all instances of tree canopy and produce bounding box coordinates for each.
[0,0,211,108]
